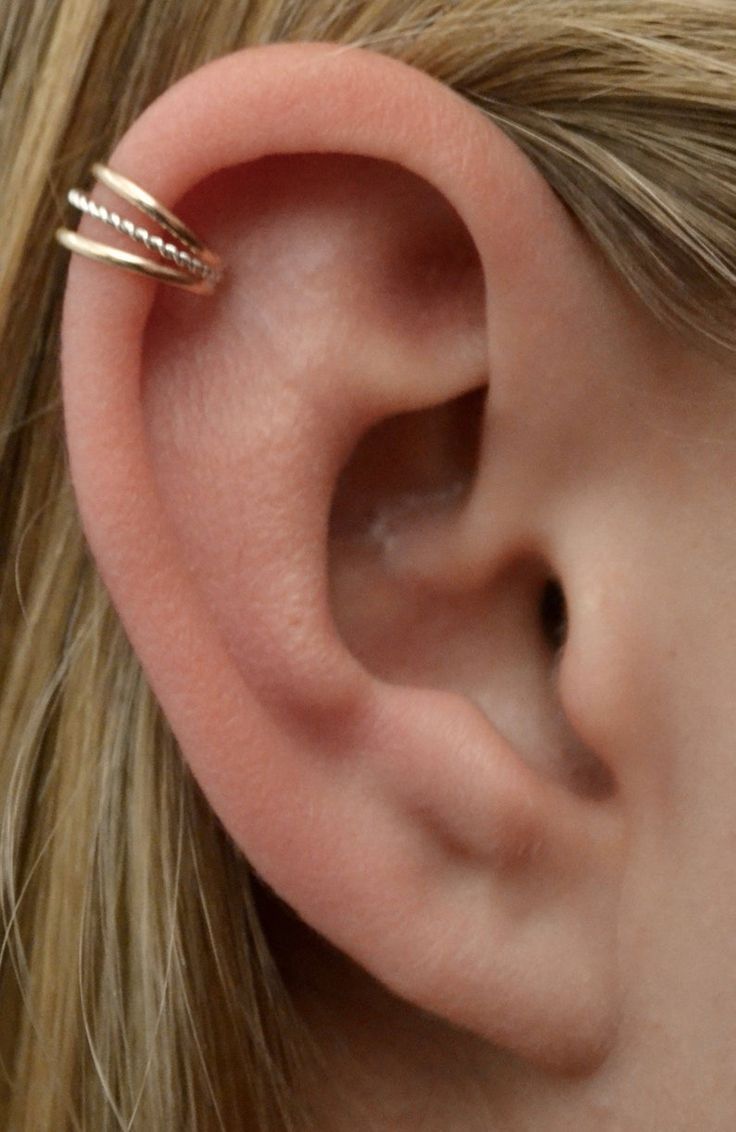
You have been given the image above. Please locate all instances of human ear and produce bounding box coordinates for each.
[59,41,627,1074]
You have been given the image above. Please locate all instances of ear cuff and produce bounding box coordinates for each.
[55,163,224,295]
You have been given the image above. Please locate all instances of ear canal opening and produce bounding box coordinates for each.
[539,576,568,654]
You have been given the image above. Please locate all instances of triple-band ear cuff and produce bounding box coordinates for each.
[55,163,224,295]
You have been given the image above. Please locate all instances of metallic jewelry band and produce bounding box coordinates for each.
[55,163,223,294]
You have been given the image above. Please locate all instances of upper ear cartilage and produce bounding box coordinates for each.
[55,162,224,295]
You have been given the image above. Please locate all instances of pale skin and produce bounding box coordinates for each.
[60,42,736,1130]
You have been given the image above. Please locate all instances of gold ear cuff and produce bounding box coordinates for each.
[56,163,223,295]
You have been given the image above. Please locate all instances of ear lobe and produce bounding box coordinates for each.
[60,42,625,1074]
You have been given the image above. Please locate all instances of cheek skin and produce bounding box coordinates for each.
[556,376,736,1115]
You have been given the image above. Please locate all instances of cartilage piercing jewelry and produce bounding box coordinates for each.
[56,163,223,295]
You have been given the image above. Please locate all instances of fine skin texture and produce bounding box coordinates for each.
[59,42,736,1129]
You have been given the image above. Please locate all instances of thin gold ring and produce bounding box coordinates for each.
[55,163,223,294]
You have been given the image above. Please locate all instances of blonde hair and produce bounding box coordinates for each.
[1,2,735,1128]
